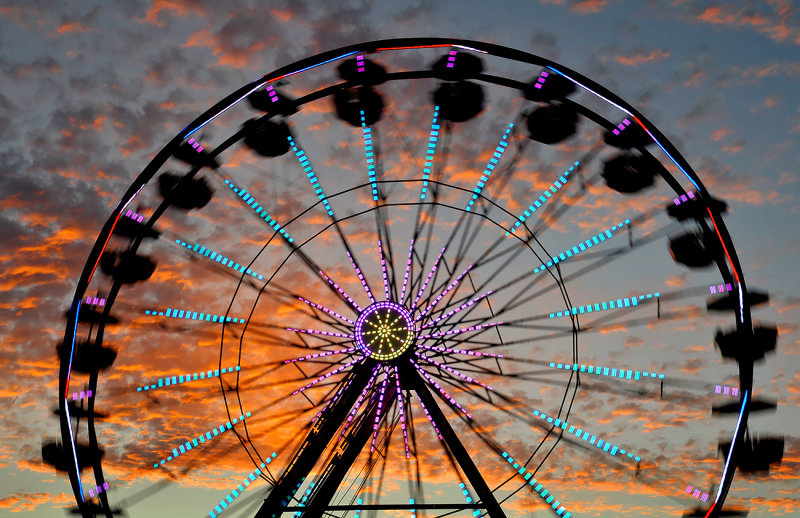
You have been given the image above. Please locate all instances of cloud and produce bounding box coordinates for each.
[614,49,670,67]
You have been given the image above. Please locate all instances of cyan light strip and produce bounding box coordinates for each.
[420,106,441,200]
[548,291,660,319]
[208,452,276,517]
[532,408,641,462]
[360,110,379,201]
[144,307,246,323]
[505,161,579,236]
[223,178,293,243]
[547,361,664,382]
[465,122,514,212]
[533,219,631,273]
[288,136,334,217]
[155,412,253,468]
[175,238,265,280]
[501,451,574,517]
[137,365,241,392]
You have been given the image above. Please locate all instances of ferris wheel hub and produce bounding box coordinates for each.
[354,301,415,361]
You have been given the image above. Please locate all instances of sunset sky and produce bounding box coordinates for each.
[1,1,799,517]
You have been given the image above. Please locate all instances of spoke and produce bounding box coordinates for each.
[414,352,494,391]
[417,320,503,341]
[531,218,631,274]
[318,269,363,313]
[292,359,360,395]
[370,376,389,453]
[377,239,392,301]
[346,250,377,305]
[416,264,473,321]
[173,237,266,280]
[422,289,494,329]
[392,366,410,459]
[297,295,356,325]
[412,246,446,310]
[411,359,472,419]
[399,239,415,304]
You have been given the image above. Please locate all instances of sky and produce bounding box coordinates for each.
[1,0,799,517]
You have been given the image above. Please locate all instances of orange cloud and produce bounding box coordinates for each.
[615,50,670,67]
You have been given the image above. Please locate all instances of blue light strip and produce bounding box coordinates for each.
[65,299,86,502]
[501,451,574,517]
[223,178,294,243]
[459,482,480,517]
[288,136,334,217]
[532,408,641,462]
[155,412,253,468]
[420,106,441,200]
[136,365,241,392]
[545,65,700,192]
[144,307,246,323]
[505,162,579,236]
[465,122,514,212]
[293,481,316,517]
[533,219,631,273]
[208,452,277,518]
[548,290,660,319]
[360,110,379,201]
[353,498,363,518]
[175,238,265,280]
[547,361,664,382]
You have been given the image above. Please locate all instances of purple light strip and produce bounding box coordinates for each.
[685,484,710,503]
[292,359,359,395]
[715,385,740,397]
[341,365,381,441]
[673,191,697,205]
[400,240,414,303]
[86,482,110,499]
[412,247,446,310]
[446,50,457,68]
[124,209,144,223]
[71,389,93,401]
[377,240,391,301]
[411,359,472,419]
[709,282,735,294]
[415,352,493,390]
[84,296,106,307]
[420,106,441,200]
[285,327,354,340]
[298,296,355,325]
[422,289,493,328]
[533,69,549,90]
[394,366,410,458]
[611,117,631,136]
[417,320,503,340]
[266,85,279,103]
[356,55,365,73]
[417,344,503,359]
[283,348,358,364]
[346,251,376,304]
[370,376,389,453]
[188,137,205,153]
[319,270,362,312]
[415,394,443,441]
[416,264,473,320]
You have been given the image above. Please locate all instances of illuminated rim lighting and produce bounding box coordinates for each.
[354,301,415,361]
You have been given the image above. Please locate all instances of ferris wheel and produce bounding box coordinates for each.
[52,38,781,518]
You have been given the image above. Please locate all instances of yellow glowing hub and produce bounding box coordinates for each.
[355,301,415,361]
